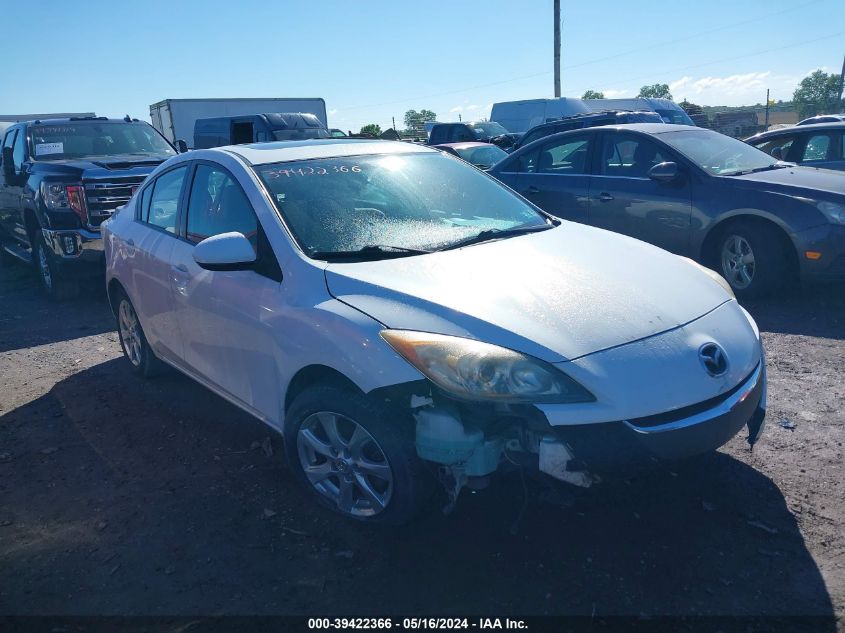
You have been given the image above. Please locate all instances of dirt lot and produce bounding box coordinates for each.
[0,261,843,628]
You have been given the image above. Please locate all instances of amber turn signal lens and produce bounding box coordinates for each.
[804,251,822,260]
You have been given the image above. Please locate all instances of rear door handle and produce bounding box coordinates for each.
[598,192,614,202]
[526,186,540,195]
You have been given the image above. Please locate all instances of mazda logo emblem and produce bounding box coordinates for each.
[699,343,729,377]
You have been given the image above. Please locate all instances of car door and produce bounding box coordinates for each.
[588,131,692,254]
[122,165,189,362]
[0,127,30,247]
[168,160,283,419]
[0,128,20,243]
[513,133,593,224]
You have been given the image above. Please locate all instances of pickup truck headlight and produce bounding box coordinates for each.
[818,201,845,225]
[41,182,88,223]
[380,330,595,403]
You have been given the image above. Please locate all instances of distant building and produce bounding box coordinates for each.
[712,111,760,138]
[757,110,799,129]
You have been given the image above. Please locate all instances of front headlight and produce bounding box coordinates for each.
[818,201,845,225]
[679,257,735,298]
[380,330,595,404]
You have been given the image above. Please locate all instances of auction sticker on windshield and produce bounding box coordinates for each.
[35,143,63,156]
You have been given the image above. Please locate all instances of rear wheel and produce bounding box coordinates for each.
[114,290,163,377]
[33,233,79,300]
[284,385,432,525]
[716,222,789,299]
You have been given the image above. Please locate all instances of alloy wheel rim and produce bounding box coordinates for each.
[720,234,755,290]
[296,412,393,517]
[118,300,143,367]
[37,245,52,291]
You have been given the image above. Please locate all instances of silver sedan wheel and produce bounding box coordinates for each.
[720,234,755,290]
[118,299,143,367]
[296,412,393,517]
[37,243,53,291]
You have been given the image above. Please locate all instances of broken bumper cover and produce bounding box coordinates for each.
[545,362,766,474]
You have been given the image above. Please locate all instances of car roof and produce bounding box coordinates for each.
[747,122,845,140]
[220,139,436,165]
[23,117,138,125]
[433,142,496,150]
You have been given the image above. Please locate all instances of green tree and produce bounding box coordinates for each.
[581,90,605,99]
[359,123,382,136]
[403,109,437,135]
[638,83,672,99]
[793,70,843,118]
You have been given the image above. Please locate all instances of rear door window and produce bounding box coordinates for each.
[538,136,592,174]
[802,134,834,162]
[146,166,188,233]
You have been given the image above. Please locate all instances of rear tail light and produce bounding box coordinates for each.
[65,185,89,224]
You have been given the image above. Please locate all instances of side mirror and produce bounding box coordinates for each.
[770,146,783,160]
[2,146,15,179]
[192,232,256,271]
[175,139,189,153]
[648,161,679,182]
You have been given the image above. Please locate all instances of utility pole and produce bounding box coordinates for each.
[553,0,561,98]
[392,116,396,132]
[765,88,770,130]
[458,113,462,122]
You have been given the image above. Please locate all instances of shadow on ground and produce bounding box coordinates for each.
[0,357,835,624]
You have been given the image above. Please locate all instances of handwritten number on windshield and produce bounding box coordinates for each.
[264,165,362,179]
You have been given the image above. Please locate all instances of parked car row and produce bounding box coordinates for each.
[2,105,842,525]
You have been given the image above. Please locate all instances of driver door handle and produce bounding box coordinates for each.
[172,264,188,274]
[598,192,614,202]
[526,186,540,195]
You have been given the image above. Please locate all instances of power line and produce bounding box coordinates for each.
[336,28,842,113]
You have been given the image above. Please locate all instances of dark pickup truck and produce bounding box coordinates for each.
[0,116,176,298]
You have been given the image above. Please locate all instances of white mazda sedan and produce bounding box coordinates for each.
[103,140,766,524]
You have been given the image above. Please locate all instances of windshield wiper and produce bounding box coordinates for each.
[311,244,431,261]
[437,223,554,252]
[726,163,791,176]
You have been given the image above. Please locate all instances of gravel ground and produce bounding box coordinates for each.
[0,262,842,628]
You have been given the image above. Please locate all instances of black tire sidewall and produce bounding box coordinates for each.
[284,385,431,525]
[34,235,79,300]
[114,290,159,377]
[717,223,787,299]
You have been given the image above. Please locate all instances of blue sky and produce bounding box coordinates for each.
[0,0,842,132]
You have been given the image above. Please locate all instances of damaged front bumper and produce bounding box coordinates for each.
[542,361,766,478]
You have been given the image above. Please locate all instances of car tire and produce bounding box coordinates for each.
[284,385,433,525]
[715,222,788,299]
[113,289,164,378]
[33,233,79,300]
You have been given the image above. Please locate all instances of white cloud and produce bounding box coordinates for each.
[666,70,805,105]
[328,108,338,115]
[602,89,629,98]
[449,105,463,113]
[465,104,479,111]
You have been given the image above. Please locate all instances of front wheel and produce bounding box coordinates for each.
[716,222,788,299]
[284,385,432,525]
[34,234,79,300]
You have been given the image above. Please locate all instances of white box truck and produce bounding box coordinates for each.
[149,98,328,148]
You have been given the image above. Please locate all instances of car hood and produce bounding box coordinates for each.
[324,223,731,362]
[33,154,170,179]
[730,165,845,197]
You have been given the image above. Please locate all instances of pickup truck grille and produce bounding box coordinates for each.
[84,177,147,227]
